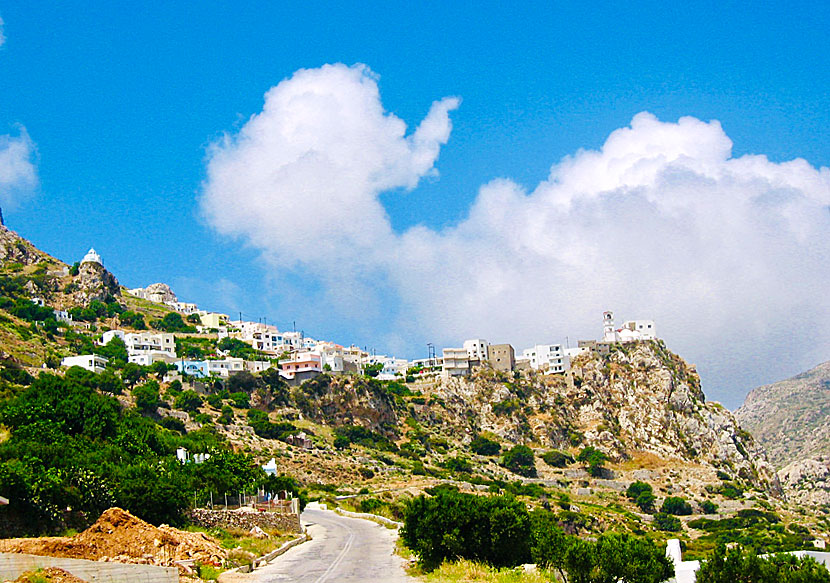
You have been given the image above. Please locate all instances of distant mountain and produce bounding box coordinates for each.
[734,361,830,469]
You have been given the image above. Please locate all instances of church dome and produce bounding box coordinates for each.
[81,248,102,265]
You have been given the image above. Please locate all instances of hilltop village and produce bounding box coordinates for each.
[60,248,657,386]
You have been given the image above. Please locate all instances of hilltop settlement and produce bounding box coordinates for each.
[2,217,830,582]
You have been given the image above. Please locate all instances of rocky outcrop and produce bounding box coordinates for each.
[419,341,782,496]
[73,256,121,306]
[778,458,830,506]
[128,283,177,304]
[735,361,830,469]
[0,223,49,266]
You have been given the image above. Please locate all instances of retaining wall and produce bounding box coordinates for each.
[0,552,178,583]
[187,508,301,533]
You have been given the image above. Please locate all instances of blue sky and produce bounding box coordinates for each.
[1,2,829,408]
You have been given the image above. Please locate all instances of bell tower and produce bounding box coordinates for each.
[602,311,616,342]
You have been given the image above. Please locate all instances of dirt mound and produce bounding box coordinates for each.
[0,508,226,572]
[9,567,88,583]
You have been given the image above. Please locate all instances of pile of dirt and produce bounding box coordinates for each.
[8,567,88,583]
[0,508,226,572]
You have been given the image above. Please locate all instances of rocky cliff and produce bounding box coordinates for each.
[292,341,781,496]
[735,361,830,469]
[419,340,781,495]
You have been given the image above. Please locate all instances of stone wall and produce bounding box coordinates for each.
[187,508,301,533]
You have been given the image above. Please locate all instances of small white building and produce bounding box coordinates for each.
[463,339,489,362]
[442,347,470,377]
[62,354,108,374]
[521,344,570,373]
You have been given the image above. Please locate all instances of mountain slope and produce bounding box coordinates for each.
[735,361,830,469]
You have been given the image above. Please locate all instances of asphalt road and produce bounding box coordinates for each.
[254,504,415,583]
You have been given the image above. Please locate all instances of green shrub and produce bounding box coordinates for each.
[541,450,574,467]
[502,445,537,478]
[661,496,693,516]
[401,490,531,570]
[700,500,718,514]
[654,512,682,532]
[470,435,501,456]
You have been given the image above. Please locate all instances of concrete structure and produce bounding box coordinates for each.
[521,344,569,373]
[620,319,656,340]
[463,338,489,362]
[199,312,229,329]
[245,360,273,373]
[61,354,108,374]
[53,309,72,324]
[173,358,244,378]
[442,347,470,377]
[280,352,322,377]
[665,539,699,583]
[488,343,515,371]
[602,311,657,343]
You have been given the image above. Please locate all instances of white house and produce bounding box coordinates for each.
[442,347,470,377]
[123,331,177,364]
[62,354,108,374]
[463,339,489,362]
[521,344,570,373]
[603,311,657,343]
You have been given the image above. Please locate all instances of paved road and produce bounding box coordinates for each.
[254,505,415,583]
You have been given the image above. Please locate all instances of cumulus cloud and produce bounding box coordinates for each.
[0,128,38,208]
[201,64,830,406]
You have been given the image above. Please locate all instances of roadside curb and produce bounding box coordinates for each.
[217,533,309,581]
[333,507,402,528]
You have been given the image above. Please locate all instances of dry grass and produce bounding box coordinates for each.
[413,560,553,583]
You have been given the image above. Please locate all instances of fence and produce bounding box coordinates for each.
[195,492,299,515]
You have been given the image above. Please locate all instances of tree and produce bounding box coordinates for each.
[502,445,537,477]
[529,509,570,580]
[696,544,830,583]
[470,435,501,456]
[661,496,693,516]
[577,446,608,477]
[653,512,682,532]
[98,336,128,365]
[121,362,145,387]
[401,490,531,570]
[541,450,574,468]
[174,389,203,412]
[132,381,160,414]
[700,500,718,514]
[626,480,656,513]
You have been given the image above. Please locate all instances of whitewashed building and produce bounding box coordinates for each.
[521,344,570,373]
[442,347,470,377]
[62,354,108,374]
[463,338,489,362]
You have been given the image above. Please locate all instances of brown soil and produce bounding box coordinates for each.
[9,567,87,583]
[0,508,226,573]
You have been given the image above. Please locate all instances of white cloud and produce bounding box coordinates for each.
[0,128,38,208]
[201,65,830,406]
[0,16,5,48]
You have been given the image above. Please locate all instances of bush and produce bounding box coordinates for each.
[661,496,693,516]
[700,500,718,514]
[626,480,656,513]
[502,445,537,478]
[541,450,574,468]
[174,389,203,412]
[577,446,607,477]
[697,543,830,582]
[132,382,160,414]
[470,435,501,456]
[654,512,682,532]
[159,416,186,433]
[401,490,531,570]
